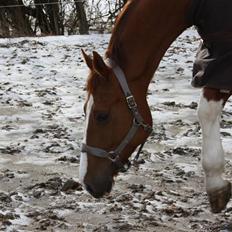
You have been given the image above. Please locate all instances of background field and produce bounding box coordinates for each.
[0,28,232,231]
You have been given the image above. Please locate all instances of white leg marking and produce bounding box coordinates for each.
[198,93,227,192]
[79,95,93,185]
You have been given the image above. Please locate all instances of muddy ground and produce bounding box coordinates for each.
[0,29,232,232]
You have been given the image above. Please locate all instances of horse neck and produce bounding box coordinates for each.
[106,0,191,93]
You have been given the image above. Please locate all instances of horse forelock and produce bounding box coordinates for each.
[86,73,97,95]
[86,1,138,95]
[86,72,111,95]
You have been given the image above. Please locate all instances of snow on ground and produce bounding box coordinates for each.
[0,28,232,231]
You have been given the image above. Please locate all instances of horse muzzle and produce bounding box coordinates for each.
[84,177,113,198]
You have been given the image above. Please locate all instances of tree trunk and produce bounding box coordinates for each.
[0,10,10,37]
[34,0,52,35]
[0,0,34,37]
[75,2,89,35]
[45,0,63,35]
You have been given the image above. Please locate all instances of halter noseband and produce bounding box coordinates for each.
[81,59,152,172]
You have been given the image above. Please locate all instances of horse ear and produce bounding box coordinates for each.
[92,51,109,78]
[81,49,93,70]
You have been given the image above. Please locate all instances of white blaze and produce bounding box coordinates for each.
[79,95,93,185]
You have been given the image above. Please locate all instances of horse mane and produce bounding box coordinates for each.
[86,0,137,94]
[106,0,137,63]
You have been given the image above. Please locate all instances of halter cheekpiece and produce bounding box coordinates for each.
[81,59,152,172]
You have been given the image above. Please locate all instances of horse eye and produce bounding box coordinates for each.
[95,112,109,123]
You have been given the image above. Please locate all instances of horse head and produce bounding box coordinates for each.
[79,50,152,198]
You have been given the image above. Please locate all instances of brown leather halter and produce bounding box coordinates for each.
[81,59,152,172]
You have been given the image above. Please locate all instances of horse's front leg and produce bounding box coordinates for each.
[198,87,231,213]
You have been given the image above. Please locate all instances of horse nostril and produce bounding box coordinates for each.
[84,179,113,198]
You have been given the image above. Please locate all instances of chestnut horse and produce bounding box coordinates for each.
[80,0,232,213]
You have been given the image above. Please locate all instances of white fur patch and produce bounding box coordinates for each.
[198,94,226,191]
[79,95,93,185]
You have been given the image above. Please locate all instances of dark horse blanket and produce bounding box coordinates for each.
[188,0,232,90]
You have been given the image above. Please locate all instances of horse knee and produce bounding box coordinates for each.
[197,95,223,124]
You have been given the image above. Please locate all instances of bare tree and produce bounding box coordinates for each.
[0,8,10,37]
[0,0,128,37]
[34,0,51,34]
[45,0,63,35]
[0,0,33,37]
[75,1,89,34]
[86,0,126,32]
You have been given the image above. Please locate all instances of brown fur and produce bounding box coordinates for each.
[203,87,231,105]
[81,0,203,198]
[106,0,138,63]
[81,2,232,214]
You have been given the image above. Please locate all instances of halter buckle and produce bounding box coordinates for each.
[126,95,137,110]
[108,151,118,161]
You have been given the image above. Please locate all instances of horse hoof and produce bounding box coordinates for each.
[208,181,231,213]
